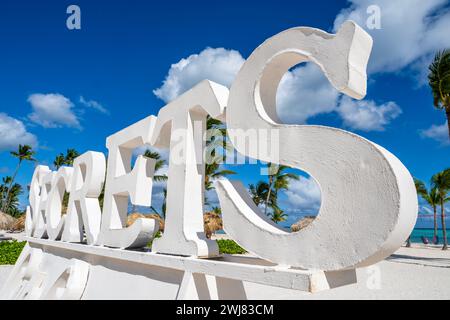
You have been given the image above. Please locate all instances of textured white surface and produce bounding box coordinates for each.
[26,165,51,237]
[61,151,106,244]
[46,167,73,240]
[217,20,418,271]
[259,246,450,300]
[11,20,420,299]
[150,80,228,258]
[33,170,55,239]
[0,266,14,290]
[98,115,159,249]
[2,241,449,300]
[0,237,356,299]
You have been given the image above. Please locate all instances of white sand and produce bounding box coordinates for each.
[1,237,449,299]
[286,245,450,300]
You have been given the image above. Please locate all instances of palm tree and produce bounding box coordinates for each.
[143,150,168,182]
[205,163,236,191]
[150,188,167,219]
[0,176,23,217]
[53,153,66,169]
[414,178,427,196]
[431,169,450,250]
[204,116,236,206]
[143,149,168,219]
[269,206,288,224]
[428,49,450,139]
[424,188,441,240]
[415,177,443,247]
[249,181,270,207]
[410,178,426,247]
[64,148,80,166]
[415,179,440,241]
[2,145,36,212]
[0,177,12,211]
[4,183,23,217]
[264,163,299,215]
[53,150,78,213]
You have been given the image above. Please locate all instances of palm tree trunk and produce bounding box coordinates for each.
[434,206,438,239]
[264,188,272,215]
[264,176,273,216]
[446,109,450,139]
[2,160,21,212]
[441,199,448,250]
[406,236,411,247]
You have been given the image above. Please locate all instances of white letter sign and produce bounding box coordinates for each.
[3,21,418,300]
[216,21,417,271]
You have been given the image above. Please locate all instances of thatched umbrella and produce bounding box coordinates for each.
[9,214,25,232]
[203,212,223,239]
[0,211,16,230]
[126,212,165,232]
[291,216,315,232]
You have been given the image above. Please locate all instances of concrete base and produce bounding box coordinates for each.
[0,237,357,299]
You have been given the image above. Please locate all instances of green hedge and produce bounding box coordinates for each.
[216,239,246,254]
[0,240,26,265]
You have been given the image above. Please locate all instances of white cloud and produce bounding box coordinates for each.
[277,63,340,124]
[79,96,109,114]
[153,44,402,132]
[152,2,450,133]
[153,47,245,103]
[420,206,433,214]
[284,176,321,212]
[333,0,450,75]
[337,96,402,131]
[27,93,80,129]
[420,121,449,145]
[0,113,38,151]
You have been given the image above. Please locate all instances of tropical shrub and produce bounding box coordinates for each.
[0,240,26,265]
[216,239,246,254]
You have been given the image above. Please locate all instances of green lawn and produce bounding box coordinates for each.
[0,240,26,265]
[216,239,247,254]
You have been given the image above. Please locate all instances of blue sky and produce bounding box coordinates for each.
[0,0,449,229]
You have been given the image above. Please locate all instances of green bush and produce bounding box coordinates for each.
[216,239,246,254]
[0,240,26,265]
[147,230,162,248]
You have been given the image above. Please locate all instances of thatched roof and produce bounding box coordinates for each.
[9,214,25,232]
[126,213,165,232]
[204,212,223,239]
[0,211,16,230]
[291,216,315,232]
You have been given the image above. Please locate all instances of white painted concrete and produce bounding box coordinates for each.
[46,166,73,240]
[150,80,228,258]
[5,21,419,299]
[218,20,418,271]
[98,115,159,249]
[0,237,355,299]
[61,151,106,245]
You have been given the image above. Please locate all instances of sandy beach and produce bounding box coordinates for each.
[1,231,449,300]
[214,235,450,299]
[287,245,450,300]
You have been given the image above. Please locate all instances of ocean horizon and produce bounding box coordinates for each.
[410,228,450,243]
[216,227,450,244]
